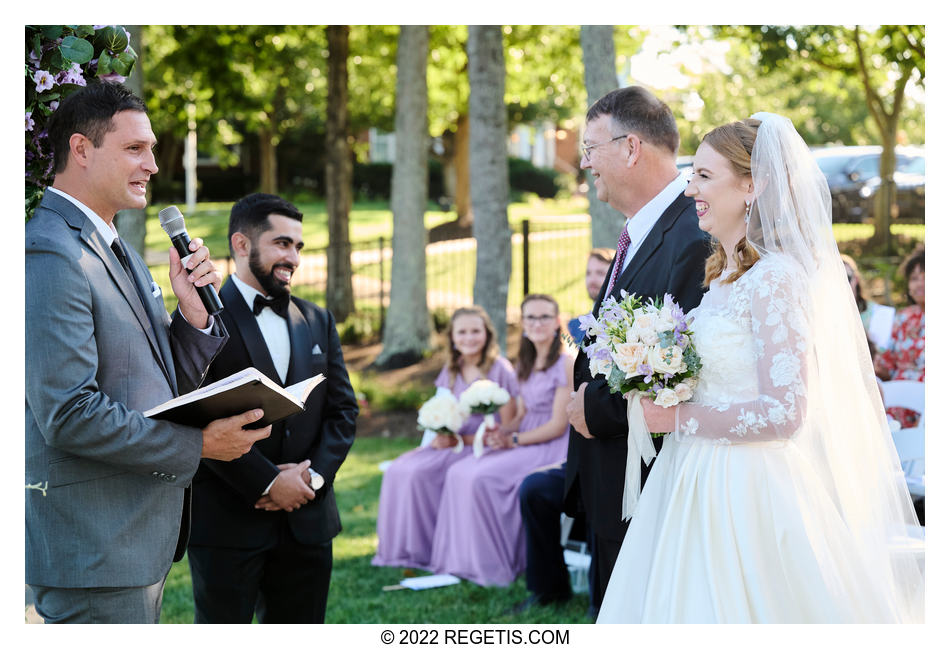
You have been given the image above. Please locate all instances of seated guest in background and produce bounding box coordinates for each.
[567,248,615,345]
[874,246,925,428]
[427,295,573,586]
[842,253,895,351]
[372,306,518,571]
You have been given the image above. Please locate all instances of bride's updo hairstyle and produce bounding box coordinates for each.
[700,118,761,287]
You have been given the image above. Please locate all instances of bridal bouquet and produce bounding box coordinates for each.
[579,291,701,519]
[458,379,511,458]
[417,392,467,453]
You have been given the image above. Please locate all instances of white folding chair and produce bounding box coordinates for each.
[880,380,925,427]
[881,380,925,498]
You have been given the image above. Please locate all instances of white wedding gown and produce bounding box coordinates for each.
[597,255,910,623]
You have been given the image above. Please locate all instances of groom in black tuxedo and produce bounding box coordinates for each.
[187,193,358,623]
[564,86,708,613]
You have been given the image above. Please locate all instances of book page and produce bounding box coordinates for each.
[285,374,325,405]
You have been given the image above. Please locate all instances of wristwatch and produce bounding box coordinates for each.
[511,432,519,447]
[308,468,325,491]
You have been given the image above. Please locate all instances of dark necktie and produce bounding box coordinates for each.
[253,293,290,318]
[605,225,631,296]
[111,238,136,286]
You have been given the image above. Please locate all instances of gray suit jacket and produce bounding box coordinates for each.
[25,191,227,588]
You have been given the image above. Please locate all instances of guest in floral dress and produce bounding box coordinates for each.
[372,306,518,571]
[875,246,925,428]
[427,295,573,586]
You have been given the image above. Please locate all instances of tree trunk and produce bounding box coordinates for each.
[869,115,901,255]
[467,25,511,355]
[325,25,355,321]
[454,113,472,227]
[580,25,626,248]
[115,25,147,257]
[259,121,278,195]
[376,25,431,369]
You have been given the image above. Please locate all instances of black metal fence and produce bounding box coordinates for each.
[158,217,595,332]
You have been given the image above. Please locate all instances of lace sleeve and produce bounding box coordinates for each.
[674,261,810,444]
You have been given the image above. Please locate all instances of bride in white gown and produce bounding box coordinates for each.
[596,113,924,623]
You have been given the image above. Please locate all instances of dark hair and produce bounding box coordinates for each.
[900,245,925,305]
[588,247,616,266]
[446,305,499,385]
[840,254,867,313]
[228,193,304,254]
[47,81,147,174]
[586,86,680,155]
[516,294,562,381]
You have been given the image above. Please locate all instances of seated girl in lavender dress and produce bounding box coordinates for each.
[427,295,573,586]
[372,305,519,571]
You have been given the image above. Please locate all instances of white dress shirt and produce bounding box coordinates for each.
[46,186,214,333]
[619,171,690,274]
[229,274,291,383]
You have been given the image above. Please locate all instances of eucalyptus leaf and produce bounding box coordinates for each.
[74,25,95,38]
[95,25,129,54]
[60,36,95,64]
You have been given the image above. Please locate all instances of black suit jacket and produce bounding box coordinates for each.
[564,192,708,541]
[188,279,358,549]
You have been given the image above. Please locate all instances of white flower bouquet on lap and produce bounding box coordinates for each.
[579,291,701,518]
[417,391,467,453]
[458,379,511,458]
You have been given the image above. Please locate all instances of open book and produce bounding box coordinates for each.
[144,367,325,429]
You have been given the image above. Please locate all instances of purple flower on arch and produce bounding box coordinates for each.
[33,69,55,93]
[25,111,35,132]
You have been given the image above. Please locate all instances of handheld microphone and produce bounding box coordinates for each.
[158,205,224,315]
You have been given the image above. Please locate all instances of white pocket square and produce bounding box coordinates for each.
[311,344,323,354]
[151,282,162,297]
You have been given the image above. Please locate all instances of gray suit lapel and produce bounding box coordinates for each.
[71,207,173,386]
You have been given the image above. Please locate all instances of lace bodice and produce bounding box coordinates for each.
[674,255,811,444]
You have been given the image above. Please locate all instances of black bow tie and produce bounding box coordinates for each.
[252,293,290,318]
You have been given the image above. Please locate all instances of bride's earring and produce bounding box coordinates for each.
[744,200,752,223]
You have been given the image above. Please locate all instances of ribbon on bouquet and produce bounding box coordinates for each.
[621,392,657,521]
[421,429,464,453]
[472,412,496,459]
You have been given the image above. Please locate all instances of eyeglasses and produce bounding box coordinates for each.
[523,315,556,324]
[581,134,629,162]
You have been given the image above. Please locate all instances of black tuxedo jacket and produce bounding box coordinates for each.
[188,279,358,549]
[564,192,708,542]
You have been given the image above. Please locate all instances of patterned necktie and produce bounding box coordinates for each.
[253,292,290,318]
[605,225,631,296]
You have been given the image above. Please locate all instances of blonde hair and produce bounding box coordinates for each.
[699,118,762,287]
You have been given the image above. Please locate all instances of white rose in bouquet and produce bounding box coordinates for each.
[459,379,510,415]
[632,310,660,346]
[417,393,465,435]
[654,387,680,408]
[673,381,694,402]
[612,341,648,378]
[647,343,686,376]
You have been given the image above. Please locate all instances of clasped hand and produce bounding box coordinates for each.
[485,423,516,450]
[255,460,316,512]
[168,236,222,329]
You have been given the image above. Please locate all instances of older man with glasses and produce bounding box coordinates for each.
[562,85,709,615]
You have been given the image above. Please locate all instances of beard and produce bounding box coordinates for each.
[249,246,293,297]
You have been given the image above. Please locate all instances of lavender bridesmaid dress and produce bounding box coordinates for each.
[372,357,520,570]
[427,353,572,586]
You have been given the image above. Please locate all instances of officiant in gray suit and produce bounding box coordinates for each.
[25,82,272,624]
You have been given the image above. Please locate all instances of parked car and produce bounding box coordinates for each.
[811,145,925,222]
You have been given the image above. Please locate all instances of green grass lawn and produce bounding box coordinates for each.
[145,197,591,258]
[160,436,593,624]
